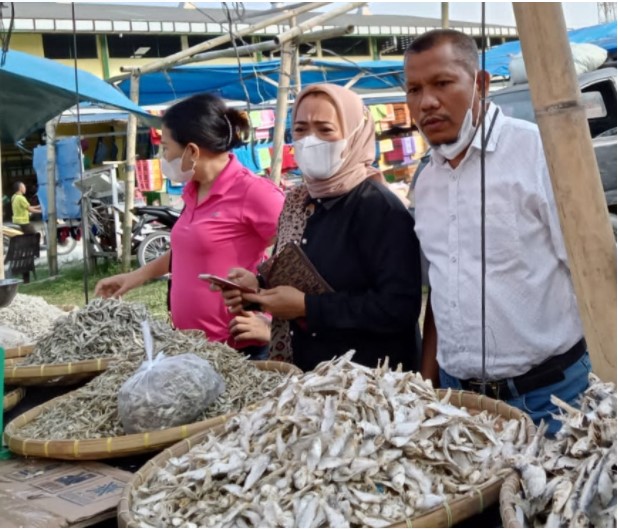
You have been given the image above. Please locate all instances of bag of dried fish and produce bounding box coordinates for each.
[118,322,225,434]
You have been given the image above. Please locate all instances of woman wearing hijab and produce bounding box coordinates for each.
[95,93,285,358]
[222,84,422,371]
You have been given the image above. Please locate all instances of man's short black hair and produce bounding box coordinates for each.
[13,181,24,193]
[405,29,479,78]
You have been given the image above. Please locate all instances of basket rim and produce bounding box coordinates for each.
[3,344,35,359]
[3,387,26,412]
[4,357,114,385]
[499,471,524,528]
[4,360,300,460]
[117,387,535,528]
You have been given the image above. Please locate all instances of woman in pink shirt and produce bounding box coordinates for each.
[95,94,285,358]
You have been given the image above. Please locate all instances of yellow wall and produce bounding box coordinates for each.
[9,33,44,55]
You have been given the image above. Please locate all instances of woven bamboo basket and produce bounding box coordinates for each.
[3,357,113,386]
[3,387,26,412]
[3,360,300,461]
[500,472,525,528]
[3,344,34,360]
[117,388,535,529]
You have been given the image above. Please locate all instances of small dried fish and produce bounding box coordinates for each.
[510,374,616,528]
[15,330,288,440]
[130,352,528,528]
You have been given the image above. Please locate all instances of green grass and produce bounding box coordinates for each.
[19,260,169,319]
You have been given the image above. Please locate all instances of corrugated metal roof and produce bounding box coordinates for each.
[4,2,515,34]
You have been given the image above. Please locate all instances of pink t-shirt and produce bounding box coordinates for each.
[170,154,284,347]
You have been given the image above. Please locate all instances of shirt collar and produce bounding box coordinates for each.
[182,153,241,201]
[429,101,504,166]
[305,190,349,210]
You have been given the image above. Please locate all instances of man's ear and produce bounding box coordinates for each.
[477,70,492,97]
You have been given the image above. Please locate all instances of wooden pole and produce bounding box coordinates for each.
[441,2,449,28]
[118,2,330,76]
[290,16,302,97]
[513,3,617,383]
[270,41,293,186]
[121,74,139,272]
[45,120,58,276]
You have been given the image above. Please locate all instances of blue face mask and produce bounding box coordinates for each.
[432,75,481,160]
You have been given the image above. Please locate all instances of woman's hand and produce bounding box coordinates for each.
[242,286,306,320]
[215,268,259,315]
[229,311,271,343]
[94,272,142,298]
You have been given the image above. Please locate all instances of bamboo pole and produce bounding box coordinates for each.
[441,3,449,28]
[121,74,139,272]
[45,120,58,276]
[513,3,617,383]
[274,2,366,45]
[118,2,330,76]
[270,41,293,186]
[0,141,4,280]
[179,26,355,66]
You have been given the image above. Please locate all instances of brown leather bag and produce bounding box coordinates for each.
[258,242,333,294]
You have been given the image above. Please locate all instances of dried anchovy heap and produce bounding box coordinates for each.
[20,298,168,365]
[0,294,66,341]
[511,374,616,528]
[15,330,287,440]
[131,352,529,528]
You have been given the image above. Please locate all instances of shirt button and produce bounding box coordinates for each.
[451,256,457,263]
[450,214,456,221]
[311,332,317,337]
[289,330,294,336]
[450,174,457,181]
[301,238,307,245]
[317,199,322,203]
[450,301,457,308]
[459,345,465,352]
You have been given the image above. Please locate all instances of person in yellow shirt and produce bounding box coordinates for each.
[11,182,40,234]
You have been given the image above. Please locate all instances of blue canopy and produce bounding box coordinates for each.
[117,59,405,105]
[484,21,617,77]
[0,49,159,142]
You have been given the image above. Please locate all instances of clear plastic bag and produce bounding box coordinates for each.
[118,321,225,434]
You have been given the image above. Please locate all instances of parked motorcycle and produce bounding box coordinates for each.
[132,206,181,266]
[2,221,81,257]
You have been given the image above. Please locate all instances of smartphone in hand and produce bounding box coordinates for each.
[198,274,258,294]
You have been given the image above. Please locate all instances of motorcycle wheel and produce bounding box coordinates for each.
[57,237,78,256]
[137,231,171,267]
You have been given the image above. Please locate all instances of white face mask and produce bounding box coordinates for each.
[432,76,481,161]
[293,135,348,180]
[161,149,195,183]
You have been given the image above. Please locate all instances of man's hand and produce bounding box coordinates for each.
[242,286,306,320]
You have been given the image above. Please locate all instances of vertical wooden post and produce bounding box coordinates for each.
[441,2,449,28]
[513,3,617,383]
[270,42,293,186]
[122,73,139,272]
[45,120,58,277]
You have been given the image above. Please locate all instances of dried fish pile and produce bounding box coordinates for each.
[131,352,529,528]
[20,298,165,365]
[0,293,66,342]
[510,374,616,528]
[14,330,287,440]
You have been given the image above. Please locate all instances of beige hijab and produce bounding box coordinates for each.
[292,84,385,198]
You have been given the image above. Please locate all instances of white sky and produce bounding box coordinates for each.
[75,1,603,29]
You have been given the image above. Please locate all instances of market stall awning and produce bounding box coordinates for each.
[0,49,159,143]
[484,21,617,77]
[116,59,405,105]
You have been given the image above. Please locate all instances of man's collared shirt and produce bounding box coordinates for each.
[414,103,583,380]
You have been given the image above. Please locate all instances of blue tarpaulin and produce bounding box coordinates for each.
[0,49,159,142]
[484,21,617,76]
[117,59,405,105]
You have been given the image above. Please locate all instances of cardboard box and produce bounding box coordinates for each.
[0,457,133,527]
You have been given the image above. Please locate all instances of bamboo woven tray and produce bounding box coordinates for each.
[3,344,34,360]
[3,360,300,460]
[500,472,525,528]
[118,389,535,529]
[3,357,113,386]
[3,387,26,412]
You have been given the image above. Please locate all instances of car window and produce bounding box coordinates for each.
[490,89,536,123]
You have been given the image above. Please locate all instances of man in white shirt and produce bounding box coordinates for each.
[404,29,590,435]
